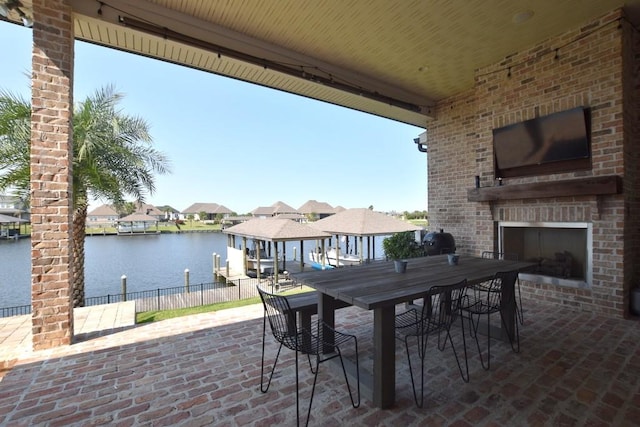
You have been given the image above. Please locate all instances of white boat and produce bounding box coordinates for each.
[247,258,282,274]
[309,248,361,267]
[247,250,283,274]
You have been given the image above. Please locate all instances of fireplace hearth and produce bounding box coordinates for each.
[498,222,592,289]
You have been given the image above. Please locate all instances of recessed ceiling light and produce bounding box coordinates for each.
[512,10,534,24]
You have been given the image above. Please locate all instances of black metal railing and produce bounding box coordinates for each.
[0,305,31,318]
[0,276,301,318]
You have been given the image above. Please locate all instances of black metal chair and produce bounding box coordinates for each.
[395,279,469,408]
[257,286,360,427]
[461,270,520,371]
[481,251,524,325]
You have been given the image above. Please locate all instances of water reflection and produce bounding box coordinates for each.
[0,232,387,307]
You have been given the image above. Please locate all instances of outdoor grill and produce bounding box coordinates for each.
[422,229,456,256]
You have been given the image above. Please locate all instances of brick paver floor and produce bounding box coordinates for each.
[0,298,639,426]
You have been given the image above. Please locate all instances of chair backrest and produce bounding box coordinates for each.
[257,286,298,346]
[481,251,519,261]
[484,270,519,308]
[422,279,468,328]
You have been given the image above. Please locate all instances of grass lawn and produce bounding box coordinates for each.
[85,221,222,235]
[136,297,261,323]
[136,286,313,324]
[409,219,428,227]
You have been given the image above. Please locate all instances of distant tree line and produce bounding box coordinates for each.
[404,210,428,220]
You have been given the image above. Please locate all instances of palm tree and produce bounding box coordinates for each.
[0,85,170,307]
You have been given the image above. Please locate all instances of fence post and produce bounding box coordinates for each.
[212,252,217,281]
[121,275,127,302]
[184,268,190,293]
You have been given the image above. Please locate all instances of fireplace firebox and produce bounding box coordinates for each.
[498,221,592,289]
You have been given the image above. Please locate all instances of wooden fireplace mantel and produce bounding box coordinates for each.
[467,175,621,202]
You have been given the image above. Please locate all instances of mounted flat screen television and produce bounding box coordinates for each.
[493,107,591,178]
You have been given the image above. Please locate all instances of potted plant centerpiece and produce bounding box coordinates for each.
[383,231,419,273]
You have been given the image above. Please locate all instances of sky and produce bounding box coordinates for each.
[0,21,427,215]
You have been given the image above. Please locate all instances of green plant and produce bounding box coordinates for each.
[0,85,170,307]
[383,231,419,260]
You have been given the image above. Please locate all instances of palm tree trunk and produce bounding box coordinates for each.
[71,203,87,307]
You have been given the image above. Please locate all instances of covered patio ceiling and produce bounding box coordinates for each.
[3,1,638,127]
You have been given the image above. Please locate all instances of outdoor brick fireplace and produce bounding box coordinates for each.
[499,221,592,289]
[424,9,640,318]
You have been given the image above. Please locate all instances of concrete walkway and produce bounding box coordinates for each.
[0,301,136,373]
[0,298,638,426]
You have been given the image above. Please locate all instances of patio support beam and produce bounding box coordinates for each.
[30,0,75,350]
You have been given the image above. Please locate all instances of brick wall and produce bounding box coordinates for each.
[30,0,75,349]
[427,9,638,317]
[622,11,640,317]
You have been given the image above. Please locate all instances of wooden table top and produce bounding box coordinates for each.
[292,255,536,310]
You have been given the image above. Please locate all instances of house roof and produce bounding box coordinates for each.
[135,203,163,216]
[117,213,158,223]
[275,213,306,221]
[223,217,331,242]
[298,200,334,215]
[155,205,180,213]
[308,208,422,236]
[182,203,233,214]
[271,201,298,214]
[0,208,24,215]
[0,213,28,224]
[88,204,118,216]
[251,206,275,216]
[214,205,233,214]
[0,194,20,203]
[251,201,299,216]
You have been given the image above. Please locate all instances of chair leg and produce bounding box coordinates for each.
[335,342,361,409]
[306,353,315,374]
[481,310,492,370]
[467,309,492,371]
[260,316,284,393]
[446,318,470,382]
[301,340,360,426]
[499,303,520,353]
[404,334,425,408]
[465,309,491,370]
[300,352,320,427]
[516,279,524,325]
[435,321,469,382]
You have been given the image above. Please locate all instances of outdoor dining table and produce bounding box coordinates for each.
[292,254,536,409]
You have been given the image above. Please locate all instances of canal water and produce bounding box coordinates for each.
[0,232,387,307]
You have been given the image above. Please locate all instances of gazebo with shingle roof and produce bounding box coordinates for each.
[116,213,159,235]
[308,208,423,261]
[223,217,331,280]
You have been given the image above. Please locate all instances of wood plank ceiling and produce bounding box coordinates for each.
[5,0,637,127]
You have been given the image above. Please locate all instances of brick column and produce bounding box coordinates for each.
[30,0,75,350]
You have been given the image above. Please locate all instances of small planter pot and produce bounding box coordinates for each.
[394,260,408,273]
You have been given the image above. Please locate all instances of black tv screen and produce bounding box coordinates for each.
[493,107,591,178]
